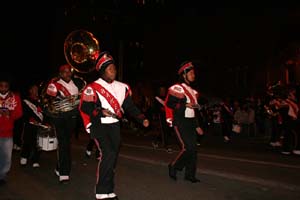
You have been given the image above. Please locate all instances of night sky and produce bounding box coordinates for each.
[2,1,300,97]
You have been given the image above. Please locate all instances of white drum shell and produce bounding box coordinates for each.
[37,126,58,151]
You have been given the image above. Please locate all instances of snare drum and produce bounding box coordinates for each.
[37,125,58,151]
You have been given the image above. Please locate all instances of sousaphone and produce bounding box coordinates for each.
[64,29,100,73]
[41,30,101,117]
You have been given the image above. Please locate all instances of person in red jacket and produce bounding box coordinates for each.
[0,75,23,185]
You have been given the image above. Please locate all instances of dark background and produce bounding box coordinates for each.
[2,1,300,98]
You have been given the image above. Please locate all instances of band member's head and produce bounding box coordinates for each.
[27,83,40,101]
[95,51,117,83]
[0,75,11,95]
[59,64,73,83]
[178,61,195,84]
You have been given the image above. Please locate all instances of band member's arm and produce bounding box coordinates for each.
[165,88,186,115]
[194,104,204,135]
[166,86,203,134]
[79,86,104,133]
[80,95,103,121]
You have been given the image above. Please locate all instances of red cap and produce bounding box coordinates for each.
[95,52,114,71]
[178,62,193,75]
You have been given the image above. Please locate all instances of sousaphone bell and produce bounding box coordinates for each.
[64,29,100,73]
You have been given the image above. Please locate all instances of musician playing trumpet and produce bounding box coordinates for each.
[45,64,85,183]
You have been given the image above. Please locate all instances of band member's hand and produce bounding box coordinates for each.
[186,103,200,109]
[186,103,194,108]
[102,109,114,117]
[143,119,150,127]
[196,127,204,135]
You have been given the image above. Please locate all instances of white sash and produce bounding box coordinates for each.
[24,99,43,121]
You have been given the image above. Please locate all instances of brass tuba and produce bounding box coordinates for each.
[64,29,100,73]
[41,30,100,117]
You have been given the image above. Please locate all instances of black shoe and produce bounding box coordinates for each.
[168,164,177,180]
[184,176,200,183]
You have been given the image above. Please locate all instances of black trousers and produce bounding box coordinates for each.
[86,138,100,157]
[295,119,300,150]
[153,113,173,148]
[20,123,40,163]
[13,118,24,147]
[86,138,95,151]
[160,113,173,148]
[171,118,197,178]
[93,122,121,194]
[51,112,77,176]
[282,118,300,152]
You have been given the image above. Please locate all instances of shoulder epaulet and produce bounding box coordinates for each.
[168,84,185,99]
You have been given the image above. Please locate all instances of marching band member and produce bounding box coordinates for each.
[165,61,204,183]
[45,64,85,183]
[79,51,149,200]
[20,83,44,168]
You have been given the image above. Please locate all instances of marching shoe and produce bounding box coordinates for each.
[20,158,27,166]
[281,151,291,155]
[168,164,177,181]
[13,144,21,151]
[32,163,40,168]
[108,193,117,198]
[59,175,70,184]
[292,150,300,155]
[96,193,113,200]
[184,176,201,183]
[108,193,119,200]
[223,136,230,143]
[54,169,60,177]
[85,150,92,158]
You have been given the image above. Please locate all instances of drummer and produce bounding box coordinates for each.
[20,83,45,168]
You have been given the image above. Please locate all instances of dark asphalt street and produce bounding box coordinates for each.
[1,126,300,200]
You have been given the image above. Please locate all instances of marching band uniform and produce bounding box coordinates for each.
[79,51,149,200]
[279,94,299,155]
[45,64,85,183]
[20,84,44,167]
[0,78,23,184]
[165,61,203,183]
